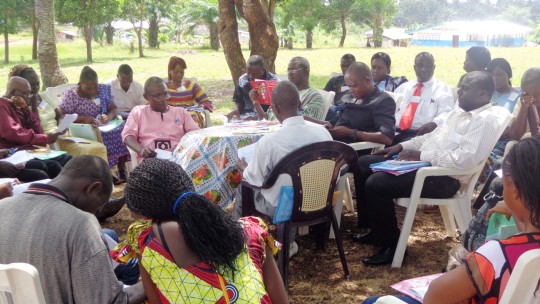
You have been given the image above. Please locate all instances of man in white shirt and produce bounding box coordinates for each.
[393,52,454,144]
[110,64,145,119]
[235,81,332,253]
[351,71,511,266]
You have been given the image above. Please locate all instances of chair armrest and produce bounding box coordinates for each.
[204,109,211,127]
[348,141,385,151]
[241,179,262,190]
[415,164,483,180]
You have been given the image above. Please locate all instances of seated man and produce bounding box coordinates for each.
[508,67,540,142]
[227,55,279,121]
[0,77,70,182]
[458,46,491,87]
[123,77,199,164]
[286,56,325,120]
[393,52,454,144]
[110,64,146,120]
[352,71,511,266]
[323,53,356,120]
[310,62,396,146]
[234,81,332,253]
[0,156,146,303]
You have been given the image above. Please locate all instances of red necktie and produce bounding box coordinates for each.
[399,82,424,130]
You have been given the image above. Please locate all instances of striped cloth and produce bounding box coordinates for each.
[167,80,213,128]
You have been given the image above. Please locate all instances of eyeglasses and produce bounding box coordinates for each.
[287,68,305,74]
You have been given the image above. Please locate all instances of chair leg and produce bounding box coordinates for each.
[277,223,290,291]
[330,196,344,239]
[331,212,349,279]
[344,176,354,212]
[391,201,419,268]
[439,205,458,238]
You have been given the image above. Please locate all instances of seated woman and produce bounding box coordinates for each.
[58,66,131,183]
[487,58,522,161]
[166,56,213,128]
[371,52,407,92]
[8,65,108,163]
[487,58,521,113]
[120,159,287,303]
[363,137,540,304]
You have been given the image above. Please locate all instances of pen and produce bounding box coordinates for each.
[9,148,18,155]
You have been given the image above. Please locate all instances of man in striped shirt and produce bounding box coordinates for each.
[351,71,511,266]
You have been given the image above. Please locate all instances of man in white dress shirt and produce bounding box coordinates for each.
[393,52,454,144]
[110,64,145,119]
[351,71,511,266]
[235,81,332,255]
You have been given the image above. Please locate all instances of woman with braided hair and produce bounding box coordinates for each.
[123,158,287,303]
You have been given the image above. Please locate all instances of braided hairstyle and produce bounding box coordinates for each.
[503,136,540,229]
[125,158,245,273]
[8,65,36,79]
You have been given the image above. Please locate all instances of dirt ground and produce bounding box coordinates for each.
[104,183,462,304]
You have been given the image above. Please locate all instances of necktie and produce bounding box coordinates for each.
[399,82,424,130]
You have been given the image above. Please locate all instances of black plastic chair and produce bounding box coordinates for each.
[241,141,357,288]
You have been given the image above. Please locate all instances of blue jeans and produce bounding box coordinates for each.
[101,228,140,285]
[363,295,421,304]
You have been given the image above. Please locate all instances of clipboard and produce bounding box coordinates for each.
[68,123,99,141]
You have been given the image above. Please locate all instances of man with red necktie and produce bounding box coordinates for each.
[393,52,454,144]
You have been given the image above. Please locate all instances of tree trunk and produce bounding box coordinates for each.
[3,27,8,64]
[286,37,293,49]
[219,0,246,85]
[148,18,159,48]
[240,0,279,72]
[104,23,114,45]
[306,29,313,49]
[83,25,93,63]
[136,28,144,57]
[339,11,346,48]
[208,22,219,50]
[373,16,384,48]
[35,0,68,88]
[31,9,39,60]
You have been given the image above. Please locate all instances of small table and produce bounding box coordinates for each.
[171,121,279,208]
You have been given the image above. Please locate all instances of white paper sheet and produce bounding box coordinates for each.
[12,179,51,196]
[238,143,256,164]
[2,151,34,165]
[61,137,91,144]
[56,113,78,133]
[155,149,173,160]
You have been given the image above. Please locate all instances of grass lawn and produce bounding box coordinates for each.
[2,39,540,118]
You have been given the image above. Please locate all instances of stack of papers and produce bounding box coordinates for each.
[55,113,78,133]
[2,151,34,165]
[370,160,431,176]
[391,273,443,302]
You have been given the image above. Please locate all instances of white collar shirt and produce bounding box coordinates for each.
[394,77,455,130]
[401,104,511,182]
[243,116,333,210]
[110,79,146,112]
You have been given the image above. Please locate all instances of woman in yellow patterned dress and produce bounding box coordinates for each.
[166,56,213,128]
[121,159,287,303]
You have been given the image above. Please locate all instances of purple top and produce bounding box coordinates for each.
[59,84,113,117]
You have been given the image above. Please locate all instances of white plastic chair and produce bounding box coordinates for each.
[391,109,512,268]
[330,141,385,239]
[386,91,403,113]
[452,87,459,103]
[317,89,335,119]
[499,248,540,304]
[39,83,77,108]
[0,263,46,304]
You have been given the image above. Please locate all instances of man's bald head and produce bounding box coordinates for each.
[5,76,31,100]
[345,62,373,81]
[270,81,300,123]
[522,67,540,89]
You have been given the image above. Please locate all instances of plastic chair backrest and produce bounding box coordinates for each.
[261,141,357,222]
[499,248,540,304]
[385,91,403,113]
[452,87,458,103]
[40,83,77,108]
[317,89,335,118]
[0,263,46,304]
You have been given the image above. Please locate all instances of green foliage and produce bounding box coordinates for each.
[0,0,29,35]
[394,0,453,30]
[56,0,119,29]
[278,0,325,33]
[352,0,397,47]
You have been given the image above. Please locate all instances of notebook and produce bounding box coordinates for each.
[69,123,99,141]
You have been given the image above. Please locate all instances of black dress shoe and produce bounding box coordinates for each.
[96,197,125,222]
[350,232,374,244]
[362,246,396,265]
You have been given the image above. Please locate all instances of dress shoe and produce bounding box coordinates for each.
[96,197,125,222]
[350,232,374,244]
[362,246,396,266]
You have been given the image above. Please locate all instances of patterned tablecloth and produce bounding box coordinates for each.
[171,121,280,208]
